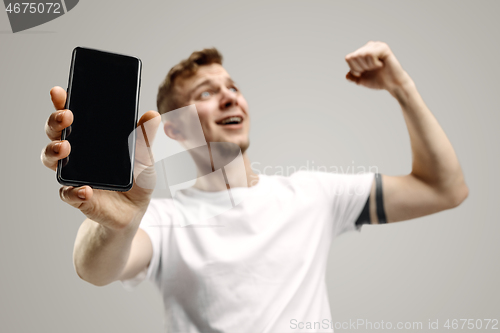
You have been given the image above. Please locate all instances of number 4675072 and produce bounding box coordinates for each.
[5,3,61,14]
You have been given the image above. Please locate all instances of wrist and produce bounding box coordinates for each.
[388,73,416,103]
[92,210,144,238]
[99,220,139,238]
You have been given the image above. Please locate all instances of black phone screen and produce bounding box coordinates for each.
[57,47,141,191]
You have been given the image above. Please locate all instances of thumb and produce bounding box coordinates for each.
[132,111,161,190]
[346,71,360,84]
[372,57,384,68]
[134,111,161,165]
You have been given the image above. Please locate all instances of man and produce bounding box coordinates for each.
[41,41,468,332]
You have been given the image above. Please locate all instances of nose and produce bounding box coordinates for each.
[219,86,238,110]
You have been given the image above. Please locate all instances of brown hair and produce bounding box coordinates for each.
[157,48,223,115]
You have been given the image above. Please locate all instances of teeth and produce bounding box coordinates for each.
[220,116,242,124]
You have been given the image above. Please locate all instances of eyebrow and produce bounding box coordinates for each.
[189,77,237,99]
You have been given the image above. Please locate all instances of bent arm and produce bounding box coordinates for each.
[380,79,468,223]
[73,217,152,287]
[344,42,468,224]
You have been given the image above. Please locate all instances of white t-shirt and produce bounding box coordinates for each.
[121,171,374,333]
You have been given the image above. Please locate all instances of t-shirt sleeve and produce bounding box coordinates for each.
[120,200,163,291]
[332,172,374,235]
[292,171,375,237]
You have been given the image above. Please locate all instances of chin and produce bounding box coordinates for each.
[228,136,249,154]
[240,139,250,154]
[215,135,249,153]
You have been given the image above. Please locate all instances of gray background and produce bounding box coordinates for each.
[1,0,499,332]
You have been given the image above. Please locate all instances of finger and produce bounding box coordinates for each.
[50,86,67,111]
[45,109,74,141]
[138,110,161,128]
[365,54,383,69]
[355,55,371,70]
[346,71,361,84]
[371,41,392,63]
[365,55,375,68]
[351,57,369,76]
[345,55,364,76]
[41,140,71,171]
[59,185,94,207]
[132,111,162,190]
[372,55,384,67]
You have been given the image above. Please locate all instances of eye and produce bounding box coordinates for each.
[200,91,212,99]
[229,87,238,93]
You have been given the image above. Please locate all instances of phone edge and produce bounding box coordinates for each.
[55,47,141,193]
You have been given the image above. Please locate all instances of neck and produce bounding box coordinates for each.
[192,148,258,192]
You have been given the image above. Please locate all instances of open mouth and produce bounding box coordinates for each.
[216,116,243,126]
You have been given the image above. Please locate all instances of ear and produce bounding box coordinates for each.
[164,121,184,141]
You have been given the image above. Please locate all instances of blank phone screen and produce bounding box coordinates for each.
[58,47,140,190]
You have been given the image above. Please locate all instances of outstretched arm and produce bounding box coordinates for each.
[346,41,468,224]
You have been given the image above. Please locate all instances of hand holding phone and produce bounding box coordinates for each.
[41,84,161,230]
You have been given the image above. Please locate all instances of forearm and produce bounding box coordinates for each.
[391,78,467,197]
[73,217,141,286]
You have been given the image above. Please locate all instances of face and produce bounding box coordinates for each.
[170,63,250,154]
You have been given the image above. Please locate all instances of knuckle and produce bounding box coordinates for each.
[346,53,356,59]
[44,121,52,135]
[46,142,56,159]
[370,41,386,49]
[40,147,47,165]
[41,146,53,166]
[59,186,66,201]
[59,186,71,202]
[43,145,50,158]
[42,143,49,155]
[45,119,57,137]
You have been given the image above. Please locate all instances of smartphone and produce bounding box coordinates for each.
[56,47,141,191]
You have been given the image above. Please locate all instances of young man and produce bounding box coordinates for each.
[41,41,468,332]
